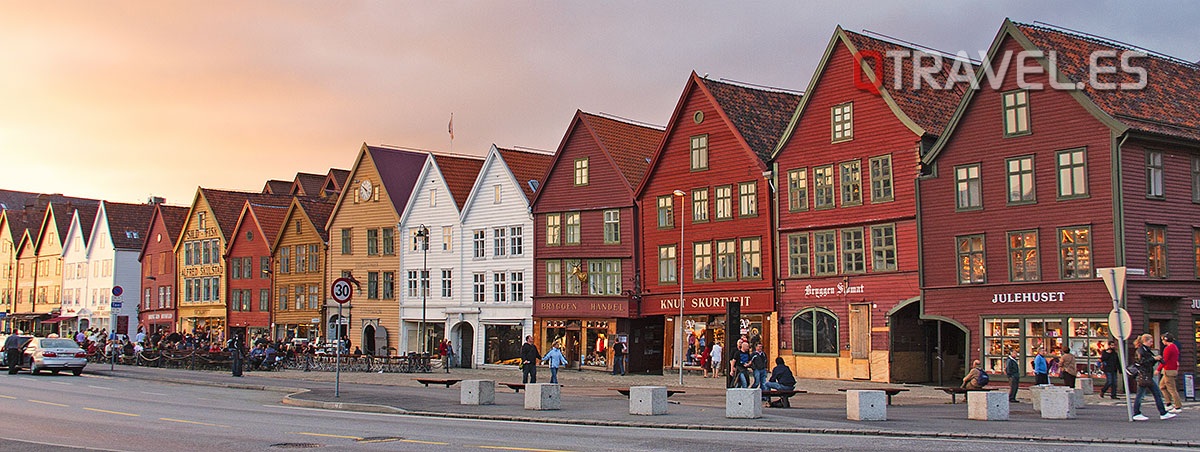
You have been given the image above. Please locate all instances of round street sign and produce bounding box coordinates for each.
[1108,308,1133,339]
[111,286,123,297]
[331,278,353,304]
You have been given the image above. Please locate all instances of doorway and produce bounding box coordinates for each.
[363,325,376,356]
[849,303,871,380]
[456,322,474,368]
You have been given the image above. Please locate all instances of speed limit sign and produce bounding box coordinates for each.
[331,278,353,304]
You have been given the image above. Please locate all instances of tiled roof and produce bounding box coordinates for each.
[842,29,975,137]
[2,207,43,245]
[1014,22,1200,142]
[74,203,99,248]
[433,153,485,210]
[0,189,97,213]
[580,112,665,189]
[103,201,156,250]
[297,199,335,242]
[263,180,292,195]
[199,188,298,242]
[496,147,555,201]
[698,77,803,163]
[326,168,350,192]
[292,172,326,197]
[365,145,430,215]
[50,201,98,248]
[247,202,290,245]
[157,204,190,244]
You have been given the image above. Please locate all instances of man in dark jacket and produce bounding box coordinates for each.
[1099,341,1120,399]
[520,335,540,384]
[762,357,796,392]
[1005,349,1021,403]
[4,331,26,374]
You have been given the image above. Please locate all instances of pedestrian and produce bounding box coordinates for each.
[709,341,723,378]
[1005,349,1021,402]
[1099,341,1120,399]
[438,339,451,373]
[730,341,752,388]
[1033,347,1049,385]
[542,342,568,384]
[1060,348,1077,389]
[4,330,25,374]
[700,344,712,378]
[520,335,540,384]
[611,337,626,376]
[1132,333,1175,421]
[749,343,768,389]
[228,335,244,377]
[1157,334,1182,414]
[962,359,985,390]
[761,357,796,393]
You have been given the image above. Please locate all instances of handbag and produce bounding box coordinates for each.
[1125,364,1140,377]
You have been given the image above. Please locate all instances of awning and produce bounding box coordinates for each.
[40,316,75,324]
[8,313,49,321]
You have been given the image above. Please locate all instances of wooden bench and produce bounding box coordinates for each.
[761,389,806,408]
[937,387,992,404]
[837,387,909,406]
[414,378,461,388]
[610,388,686,398]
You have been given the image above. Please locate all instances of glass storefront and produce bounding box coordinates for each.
[584,321,609,367]
[484,324,522,365]
[404,322,444,355]
[983,316,1107,377]
[542,319,618,370]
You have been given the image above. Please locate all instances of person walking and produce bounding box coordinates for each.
[1157,334,1182,414]
[1005,349,1021,402]
[1099,341,1120,399]
[542,342,568,384]
[228,335,244,377]
[520,335,540,384]
[749,343,769,389]
[709,342,723,378]
[611,337,626,376]
[1060,349,1077,389]
[1132,333,1175,421]
[1033,347,1049,385]
[4,330,25,374]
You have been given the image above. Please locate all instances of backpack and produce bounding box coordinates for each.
[977,371,989,386]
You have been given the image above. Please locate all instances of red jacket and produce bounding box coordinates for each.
[1158,342,1179,371]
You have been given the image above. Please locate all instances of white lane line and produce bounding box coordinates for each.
[49,381,72,386]
[88,385,114,390]
[139,391,167,396]
[160,418,230,428]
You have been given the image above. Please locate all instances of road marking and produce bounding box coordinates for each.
[0,395,15,399]
[88,385,114,390]
[139,391,167,396]
[475,446,573,452]
[402,439,448,445]
[292,432,361,440]
[84,407,139,417]
[160,418,229,427]
[28,399,68,407]
[49,381,72,386]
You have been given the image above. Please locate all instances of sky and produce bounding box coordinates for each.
[2,1,1198,206]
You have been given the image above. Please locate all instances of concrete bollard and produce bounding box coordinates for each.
[1075,377,1094,395]
[725,388,762,419]
[629,386,668,415]
[846,390,887,421]
[967,391,1009,421]
[460,379,495,405]
[524,383,561,410]
[1040,387,1076,419]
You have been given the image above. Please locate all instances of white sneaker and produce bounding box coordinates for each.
[1132,414,1149,421]
[1169,408,1182,414]
[1161,412,1177,420]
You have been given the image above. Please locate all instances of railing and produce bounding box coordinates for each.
[87,349,433,373]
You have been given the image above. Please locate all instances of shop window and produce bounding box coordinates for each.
[983,318,1022,374]
[792,308,838,355]
[1069,318,1111,377]
[484,324,522,365]
[584,321,610,367]
[985,316,1109,378]
[1059,226,1092,279]
[1195,229,1200,278]
[1007,230,1039,282]
[1025,318,1063,375]
[683,316,709,367]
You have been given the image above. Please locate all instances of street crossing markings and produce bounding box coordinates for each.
[28,399,68,407]
[84,407,139,417]
[476,446,573,452]
[160,418,230,428]
[292,432,361,440]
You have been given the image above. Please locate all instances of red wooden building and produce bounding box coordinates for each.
[920,20,1200,380]
[225,200,291,343]
[138,203,189,335]
[531,110,663,373]
[773,28,970,383]
[637,73,800,371]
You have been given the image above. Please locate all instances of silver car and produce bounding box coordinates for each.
[18,337,87,376]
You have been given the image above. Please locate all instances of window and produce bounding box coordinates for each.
[509,272,524,301]
[603,210,620,244]
[564,212,580,245]
[787,169,808,212]
[382,227,395,255]
[1147,225,1167,278]
[814,165,834,209]
[280,247,291,273]
[1003,156,1035,204]
[1007,230,1040,282]
[261,256,270,278]
[840,160,862,206]
[738,182,757,217]
[1193,157,1200,203]
[869,155,893,203]
[382,271,395,299]
[587,260,620,295]
[277,287,287,311]
[441,269,453,298]
[429,188,437,207]
[832,103,853,142]
[957,234,986,284]
[441,226,451,251]
[871,224,897,272]
[741,237,762,279]
[693,242,712,282]
[1195,229,1200,278]
[1002,90,1030,136]
[231,258,242,279]
[472,273,486,302]
[492,272,507,302]
[716,239,737,280]
[1058,226,1092,279]
[565,260,582,295]
[295,247,307,273]
[657,195,674,228]
[406,270,418,297]
[510,226,523,255]
[546,261,562,295]
[307,285,318,309]
[691,188,709,223]
[574,158,589,186]
[421,270,430,297]
[1146,151,1164,198]
[493,228,507,257]
[473,230,485,258]
[715,185,733,220]
[367,272,379,299]
[841,229,864,274]
[494,184,502,204]
[658,246,677,283]
[340,228,352,254]
[545,214,561,246]
[788,233,810,277]
[814,231,837,276]
[793,308,838,354]
[956,164,982,209]
[1057,149,1088,198]
[690,135,709,170]
[410,228,428,252]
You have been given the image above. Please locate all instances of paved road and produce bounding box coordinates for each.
[0,370,1181,451]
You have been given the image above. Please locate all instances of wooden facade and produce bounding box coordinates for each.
[139,203,188,335]
[270,198,333,343]
[225,201,288,341]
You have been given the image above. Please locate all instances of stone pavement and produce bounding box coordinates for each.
[89,365,1198,448]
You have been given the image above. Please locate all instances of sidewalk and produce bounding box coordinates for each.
[89,365,1198,447]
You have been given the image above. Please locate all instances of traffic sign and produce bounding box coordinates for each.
[331,278,353,304]
[112,286,124,297]
[1108,308,1133,339]
[1098,267,1125,302]
[111,301,123,308]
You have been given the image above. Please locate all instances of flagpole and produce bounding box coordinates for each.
[448,113,455,153]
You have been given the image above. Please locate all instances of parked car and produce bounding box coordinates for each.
[14,337,88,376]
[0,334,33,372]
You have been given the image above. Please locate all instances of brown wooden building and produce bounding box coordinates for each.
[270,198,335,343]
[138,203,189,335]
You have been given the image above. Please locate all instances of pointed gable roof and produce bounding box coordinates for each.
[263,180,292,195]
[198,188,297,242]
[291,172,327,197]
[324,168,350,195]
[157,204,190,244]
[244,201,291,246]
[0,189,97,213]
[431,153,485,210]
[73,203,100,248]
[2,206,44,248]
[580,112,665,189]
[365,144,431,214]
[497,147,555,201]
[697,76,802,162]
[102,201,156,250]
[1012,21,1200,142]
[297,199,335,242]
[44,201,97,249]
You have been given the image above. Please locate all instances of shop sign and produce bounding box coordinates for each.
[183,228,218,240]
[534,300,629,317]
[1191,299,1200,309]
[991,291,1066,303]
[643,291,772,315]
[181,265,223,277]
[802,281,865,298]
[147,313,174,321]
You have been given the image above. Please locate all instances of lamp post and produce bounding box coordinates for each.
[417,225,429,355]
[672,189,686,386]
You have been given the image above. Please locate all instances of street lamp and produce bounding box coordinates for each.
[672,189,686,386]
[416,225,430,355]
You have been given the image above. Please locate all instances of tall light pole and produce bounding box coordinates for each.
[417,225,429,355]
[672,189,686,386]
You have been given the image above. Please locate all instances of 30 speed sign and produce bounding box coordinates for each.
[331,278,354,304]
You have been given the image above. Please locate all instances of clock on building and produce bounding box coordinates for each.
[359,180,374,201]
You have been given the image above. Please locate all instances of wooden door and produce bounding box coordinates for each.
[850,303,871,380]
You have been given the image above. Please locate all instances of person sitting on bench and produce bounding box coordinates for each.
[761,357,796,402]
[962,359,985,390]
